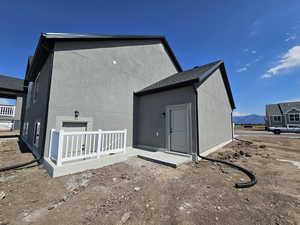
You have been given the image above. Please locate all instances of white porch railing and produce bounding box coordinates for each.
[49,129,127,166]
[0,105,15,117]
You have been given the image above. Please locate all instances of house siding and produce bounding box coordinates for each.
[21,55,52,157]
[266,103,300,127]
[197,68,233,154]
[43,40,178,157]
[133,86,197,152]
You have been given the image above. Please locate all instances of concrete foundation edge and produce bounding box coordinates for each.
[198,139,232,159]
[43,153,132,178]
[135,144,167,152]
[43,154,132,177]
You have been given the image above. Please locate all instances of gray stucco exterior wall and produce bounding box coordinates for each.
[134,86,197,152]
[43,40,178,157]
[21,56,52,157]
[197,68,233,153]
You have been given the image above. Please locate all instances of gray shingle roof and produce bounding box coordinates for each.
[135,60,236,109]
[0,75,24,92]
[266,101,300,115]
[137,60,222,93]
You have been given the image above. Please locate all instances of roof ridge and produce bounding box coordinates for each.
[42,33,166,39]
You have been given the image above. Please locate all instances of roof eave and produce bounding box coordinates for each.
[26,33,182,81]
[135,79,198,96]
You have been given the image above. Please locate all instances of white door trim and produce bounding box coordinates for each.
[165,103,192,154]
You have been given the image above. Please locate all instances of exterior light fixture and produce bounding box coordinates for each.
[74,110,79,119]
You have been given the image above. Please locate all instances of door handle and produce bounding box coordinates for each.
[170,128,173,133]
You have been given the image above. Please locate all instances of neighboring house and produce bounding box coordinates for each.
[20,33,235,176]
[266,101,300,128]
[0,75,25,130]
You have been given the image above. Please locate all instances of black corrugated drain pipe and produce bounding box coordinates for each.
[0,140,42,172]
[0,157,41,172]
[193,85,256,188]
[197,153,257,188]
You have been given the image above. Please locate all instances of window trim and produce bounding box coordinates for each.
[272,115,282,122]
[23,122,29,137]
[286,107,300,114]
[26,82,33,110]
[33,121,41,147]
[33,73,40,104]
[288,113,300,122]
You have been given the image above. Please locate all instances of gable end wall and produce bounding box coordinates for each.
[43,40,178,157]
[197,68,233,153]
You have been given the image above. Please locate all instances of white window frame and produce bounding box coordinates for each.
[33,121,41,147]
[288,113,300,122]
[272,115,281,122]
[23,122,29,137]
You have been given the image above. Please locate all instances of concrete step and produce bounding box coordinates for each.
[137,151,191,168]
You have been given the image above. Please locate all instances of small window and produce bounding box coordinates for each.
[26,82,33,109]
[33,78,39,103]
[33,121,41,147]
[288,113,300,122]
[23,122,29,137]
[273,116,281,122]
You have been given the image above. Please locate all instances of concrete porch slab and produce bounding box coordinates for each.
[137,151,192,168]
[43,147,192,177]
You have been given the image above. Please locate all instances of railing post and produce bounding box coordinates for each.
[12,106,15,117]
[48,129,55,158]
[123,129,127,153]
[97,129,102,158]
[56,130,64,166]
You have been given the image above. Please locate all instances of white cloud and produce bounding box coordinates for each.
[237,67,247,73]
[261,46,300,78]
[233,111,250,117]
[285,33,296,42]
[279,97,300,103]
[255,56,263,62]
[243,49,257,55]
[261,74,272,79]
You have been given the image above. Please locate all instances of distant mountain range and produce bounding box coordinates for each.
[233,114,265,125]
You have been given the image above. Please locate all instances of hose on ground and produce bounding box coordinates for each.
[197,138,257,188]
[0,157,41,172]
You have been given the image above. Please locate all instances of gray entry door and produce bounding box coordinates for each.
[167,104,190,154]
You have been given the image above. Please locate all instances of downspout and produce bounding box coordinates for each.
[193,85,256,188]
[231,111,234,139]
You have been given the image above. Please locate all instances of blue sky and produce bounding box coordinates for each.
[1,0,300,115]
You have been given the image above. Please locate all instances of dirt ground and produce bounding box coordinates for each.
[0,136,300,225]
[235,126,266,132]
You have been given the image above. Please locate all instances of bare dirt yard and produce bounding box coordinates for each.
[1,136,300,225]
